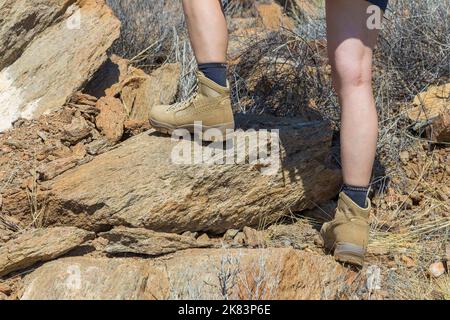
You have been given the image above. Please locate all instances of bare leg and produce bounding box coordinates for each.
[326,0,380,187]
[182,0,228,64]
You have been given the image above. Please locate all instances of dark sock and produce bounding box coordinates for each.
[198,63,227,87]
[342,184,369,208]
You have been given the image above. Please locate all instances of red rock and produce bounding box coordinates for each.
[256,2,295,31]
[407,83,450,143]
[95,96,126,143]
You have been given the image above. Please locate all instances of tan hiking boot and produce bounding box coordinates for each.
[149,71,234,140]
[320,192,371,267]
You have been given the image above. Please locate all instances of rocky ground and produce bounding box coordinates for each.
[0,0,449,300]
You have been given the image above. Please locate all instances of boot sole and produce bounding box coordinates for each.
[150,119,235,142]
[333,243,365,267]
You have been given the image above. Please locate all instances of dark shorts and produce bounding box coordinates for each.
[368,0,389,11]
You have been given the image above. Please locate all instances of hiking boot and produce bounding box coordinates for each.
[320,192,371,267]
[149,71,234,141]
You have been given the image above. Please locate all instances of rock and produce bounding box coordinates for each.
[62,116,92,144]
[0,0,121,132]
[0,230,12,243]
[85,138,111,155]
[37,143,87,181]
[95,96,126,143]
[135,63,180,121]
[37,130,49,142]
[70,92,98,107]
[117,63,181,122]
[0,227,94,277]
[243,227,266,248]
[234,232,246,245]
[37,157,77,181]
[431,111,450,143]
[21,248,356,300]
[181,231,198,239]
[124,119,150,131]
[73,104,100,119]
[42,114,341,233]
[4,138,26,149]
[366,265,382,291]
[0,282,12,295]
[399,151,410,164]
[428,262,446,278]
[410,83,449,118]
[99,227,213,256]
[197,233,210,243]
[256,2,295,31]
[407,83,450,143]
[400,255,416,268]
[223,229,240,241]
[0,292,7,300]
[85,58,180,124]
[21,257,153,300]
[0,0,73,70]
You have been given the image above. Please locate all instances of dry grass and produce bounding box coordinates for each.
[368,149,449,299]
[25,167,44,229]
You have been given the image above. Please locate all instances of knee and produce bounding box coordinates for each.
[331,52,372,91]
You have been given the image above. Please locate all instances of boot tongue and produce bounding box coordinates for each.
[199,81,222,97]
[197,71,229,97]
[338,192,371,219]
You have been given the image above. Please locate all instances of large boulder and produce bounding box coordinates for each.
[0,227,94,277]
[20,248,356,300]
[0,0,76,71]
[41,114,341,233]
[0,0,121,132]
